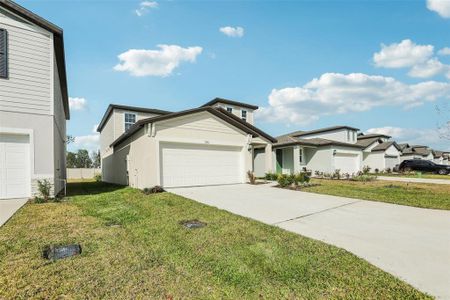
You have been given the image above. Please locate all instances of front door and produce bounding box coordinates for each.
[276,149,283,173]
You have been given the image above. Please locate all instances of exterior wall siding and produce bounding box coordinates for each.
[0,12,52,115]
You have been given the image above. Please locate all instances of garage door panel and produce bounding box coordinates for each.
[0,134,30,199]
[334,153,360,174]
[161,143,242,187]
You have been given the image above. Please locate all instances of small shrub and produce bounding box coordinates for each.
[332,169,341,180]
[277,174,293,188]
[362,165,371,175]
[265,172,278,181]
[247,170,256,185]
[343,172,351,180]
[143,186,165,194]
[385,168,392,174]
[314,170,321,177]
[33,197,46,204]
[37,179,52,202]
[94,173,102,182]
[374,168,379,174]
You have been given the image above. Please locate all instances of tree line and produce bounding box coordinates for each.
[67,149,100,168]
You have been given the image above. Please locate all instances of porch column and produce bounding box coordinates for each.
[265,143,273,173]
[293,145,300,173]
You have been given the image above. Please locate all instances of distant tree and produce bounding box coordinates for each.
[66,152,77,168]
[91,150,101,168]
[76,149,92,168]
[66,135,75,145]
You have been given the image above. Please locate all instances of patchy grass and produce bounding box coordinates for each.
[377,173,450,180]
[0,181,429,299]
[303,179,450,210]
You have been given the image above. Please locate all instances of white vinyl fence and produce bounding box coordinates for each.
[67,168,101,179]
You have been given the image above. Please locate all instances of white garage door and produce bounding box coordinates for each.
[161,143,243,187]
[0,134,31,199]
[385,156,399,170]
[334,153,360,175]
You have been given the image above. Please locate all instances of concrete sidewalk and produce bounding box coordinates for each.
[169,184,450,299]
[0,198,28,227]
[378,176,450,185]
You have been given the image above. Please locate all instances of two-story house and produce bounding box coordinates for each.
[0,0,69,199]
[97,98,275,188]
[254,126,365,176]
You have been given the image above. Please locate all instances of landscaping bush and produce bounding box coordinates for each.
[277,174,293,188]
[36,179,52,202]
[362,165,371,175]
[247,170,256,184]
[265,172,279,181]
[332,169,341,180]
[142,186,165,194]
[94,173,102,182]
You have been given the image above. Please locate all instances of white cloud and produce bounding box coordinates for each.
[366,126,450,150]
[373,39,434,68]
[114,44,203,77]
[438,47,450,56]
[135,1,158,16]
[426,0,450,18]
[69,97,87,111]
[408,58,448,78]
[373,39,450,79]
[219,26,245,38]
[73,134,99,152]
[257,72,450,125]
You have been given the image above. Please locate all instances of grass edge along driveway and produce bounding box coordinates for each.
[302,178,450,210]
[0,181,430,299]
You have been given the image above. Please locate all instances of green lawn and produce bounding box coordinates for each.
[376,173,450,180]
[0,182,429,299]
[303,179,450,210]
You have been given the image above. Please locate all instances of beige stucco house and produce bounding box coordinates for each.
[0,0,69,199]
[253,126,365,177]
[98,98,275,188]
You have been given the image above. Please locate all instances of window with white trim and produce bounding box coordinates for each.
[226,107,233,113]
[347,131,350,141]
[241,110,247,121]
[124,113,136,131]
[299,148,304,164]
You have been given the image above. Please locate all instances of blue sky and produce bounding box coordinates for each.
[18,0,450,151]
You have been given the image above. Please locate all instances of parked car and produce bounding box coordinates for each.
[398,159,450,175]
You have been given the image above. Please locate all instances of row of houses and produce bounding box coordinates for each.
[1,0,448,200]
[253,126,449,177]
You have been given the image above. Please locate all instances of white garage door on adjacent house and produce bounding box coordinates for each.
[0,134,31,199]
[160,143,243,188]
[385,156,399,170]
[334,153,360,175]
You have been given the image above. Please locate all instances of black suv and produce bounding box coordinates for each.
[398,159,450,175]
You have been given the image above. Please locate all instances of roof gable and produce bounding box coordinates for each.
[201,97,259,110]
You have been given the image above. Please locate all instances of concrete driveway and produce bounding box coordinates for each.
[168,184,450,299]
[0,198,28,227]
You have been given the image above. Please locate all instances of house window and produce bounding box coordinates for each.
[347,131,350,141]
[353,131,356,141]
[0,29,8,79]
[226,107,233,113]
[299,148,304,164]
[241,110,247,121]
[124,113,136,131]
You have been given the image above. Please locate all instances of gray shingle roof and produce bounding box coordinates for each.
[371,141,400,152]
[288,126,359,137]
[357,133,391,140]
[356,137,381,148]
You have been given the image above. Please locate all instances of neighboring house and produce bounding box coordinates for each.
[0,0,69,199]
[254,126,364,176]
[356,133,401,172]
[432,150,450,165]
[400,145,434,162]
[98,98,275,188]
